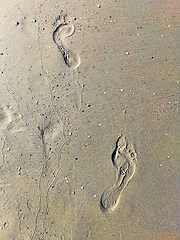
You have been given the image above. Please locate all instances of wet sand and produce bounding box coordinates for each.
[0,0,180,239]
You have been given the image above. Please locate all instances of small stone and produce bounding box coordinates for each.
[126,52,129,55]
[33,19,36,22]
[97,4,101,8]
[81,186,84,190]
[3,222,9,229]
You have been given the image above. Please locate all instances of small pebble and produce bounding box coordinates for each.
[97,4,101,8]
[81,186,84,190]
[65,176,69,182]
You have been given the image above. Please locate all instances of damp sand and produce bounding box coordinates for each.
[0,0,180,239]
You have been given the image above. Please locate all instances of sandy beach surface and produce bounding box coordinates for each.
[0,0,180,239]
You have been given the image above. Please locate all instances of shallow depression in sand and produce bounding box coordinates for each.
[100,135,137,212]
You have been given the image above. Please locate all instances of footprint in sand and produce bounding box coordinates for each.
[0,105,25,132]
[100,135,137,212]
[52,14,80,69]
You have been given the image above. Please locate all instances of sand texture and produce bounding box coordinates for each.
[0,0,180,239]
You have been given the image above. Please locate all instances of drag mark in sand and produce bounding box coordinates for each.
[52,14,80,69]
[100,135,137,212]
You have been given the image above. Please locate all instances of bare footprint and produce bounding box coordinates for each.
[0,105,25,132]
[100,135,137,212]
[52,14,80,69]
[0,105,12,130]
